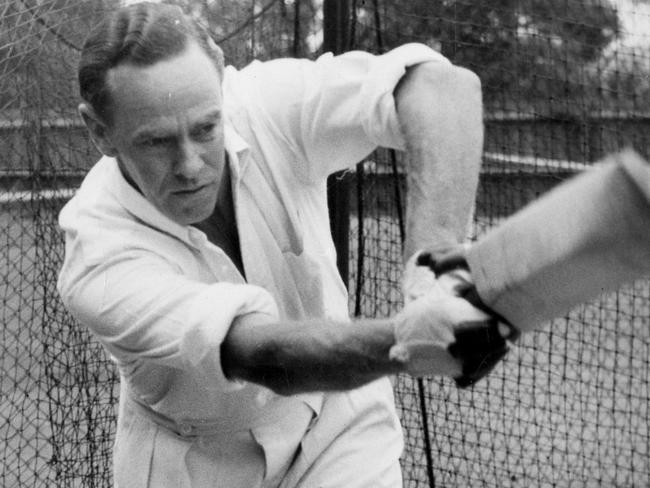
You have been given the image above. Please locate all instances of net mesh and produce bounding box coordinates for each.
[349,1,650,486]
[1,0,649,486]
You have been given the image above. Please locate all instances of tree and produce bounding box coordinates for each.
[0,0,121,112]
[353,0,621,112]
[167,0,322,66]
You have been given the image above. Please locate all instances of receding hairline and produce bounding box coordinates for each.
[99,39,224,125]
[78,1,225,125]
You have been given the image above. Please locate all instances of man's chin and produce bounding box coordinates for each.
[163,202,215,226]
[166,190,217,225]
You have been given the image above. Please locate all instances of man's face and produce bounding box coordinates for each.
[102,42,225,225]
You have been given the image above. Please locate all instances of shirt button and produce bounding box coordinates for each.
[178,423,193,437]
[188,229,205,245]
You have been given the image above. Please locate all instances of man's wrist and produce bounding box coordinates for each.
[388,309,411,367]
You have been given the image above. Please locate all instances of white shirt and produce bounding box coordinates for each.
[58,43,449,487]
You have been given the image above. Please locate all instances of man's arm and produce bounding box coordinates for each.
[394,61,484,260]
[393,62,516,387]
[220,290,490,395]
[222,315,404,395]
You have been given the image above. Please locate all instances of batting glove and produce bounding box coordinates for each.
[409,247,520,387]
[390,290,492,379]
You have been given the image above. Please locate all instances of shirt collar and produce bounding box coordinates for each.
[105,123,251,248]
[223,123,251,184]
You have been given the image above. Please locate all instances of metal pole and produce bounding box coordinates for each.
[323,0,351,286]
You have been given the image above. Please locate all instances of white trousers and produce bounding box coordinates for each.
[113,378,403,488]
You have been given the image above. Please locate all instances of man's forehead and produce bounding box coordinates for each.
[108,73,221,114]
[106,43,222,124]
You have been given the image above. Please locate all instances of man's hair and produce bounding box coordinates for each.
[78,1,223,122]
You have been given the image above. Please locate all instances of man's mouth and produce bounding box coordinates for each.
[174,183,209,195]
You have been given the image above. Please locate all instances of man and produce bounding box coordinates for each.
[57,2,503,486]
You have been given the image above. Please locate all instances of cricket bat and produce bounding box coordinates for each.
[465,149,650,332]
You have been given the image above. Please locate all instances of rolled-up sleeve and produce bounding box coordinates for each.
[60,250,278,392]
[356,43,451,150]
[233,43,450,181]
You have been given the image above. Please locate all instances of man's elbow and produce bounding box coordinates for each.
[448,64,481,96]
[396,62,483,113]
[416,61,481,95]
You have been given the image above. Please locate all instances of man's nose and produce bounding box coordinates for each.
[174,139,203,180]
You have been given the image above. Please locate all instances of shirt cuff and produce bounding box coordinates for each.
[181,283,279,391]
[360,43,451,150]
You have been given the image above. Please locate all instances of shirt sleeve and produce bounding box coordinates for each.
[231,43,450,182]
[59,249,279,393]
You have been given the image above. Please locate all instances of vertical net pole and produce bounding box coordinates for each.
[353,161,365,318]
[324,0,352,286]
[292,0,301,57]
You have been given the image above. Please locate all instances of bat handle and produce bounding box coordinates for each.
[416,248,521,343]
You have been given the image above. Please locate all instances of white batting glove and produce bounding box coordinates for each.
[389,292,492,378]
[402,251,439,303]
[401,247,521,386]
[416,246,521,387]
[402,246,473,302]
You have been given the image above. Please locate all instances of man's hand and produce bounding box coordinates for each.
[402,247,472,302]
[390,288,490,379]
[402,248,520,387]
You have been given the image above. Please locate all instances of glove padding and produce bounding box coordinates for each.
[390,283,494,379]
[412,248,520,388]
[402,251,439,303]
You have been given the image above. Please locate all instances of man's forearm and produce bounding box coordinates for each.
[221,314,405,395]
[395,61,484,259]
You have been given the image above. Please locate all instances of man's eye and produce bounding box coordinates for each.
[193,124,215,140]
[141,137,169,148]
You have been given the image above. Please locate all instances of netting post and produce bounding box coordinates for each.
[324,0,351,287]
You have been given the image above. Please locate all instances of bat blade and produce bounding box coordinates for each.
[466,150,650,331]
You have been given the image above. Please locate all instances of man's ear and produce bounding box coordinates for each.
[78,103,117,157]
[206,37,225,83]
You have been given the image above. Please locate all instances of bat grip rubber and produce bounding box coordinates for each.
[417,249,521,342]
